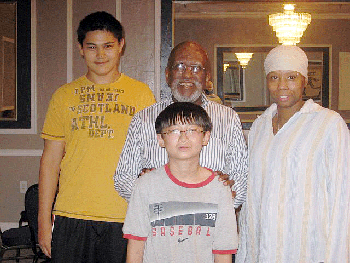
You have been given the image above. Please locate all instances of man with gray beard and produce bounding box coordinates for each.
[114,41,248,215]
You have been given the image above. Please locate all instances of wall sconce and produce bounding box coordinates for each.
[235,53,254,68]
[223,63,230,72]
[269,4,311,45]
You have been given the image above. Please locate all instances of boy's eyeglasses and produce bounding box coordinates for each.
[171,63,205,74]
[161,128,204,138]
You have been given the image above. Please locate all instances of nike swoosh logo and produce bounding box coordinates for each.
[178,237,189,243]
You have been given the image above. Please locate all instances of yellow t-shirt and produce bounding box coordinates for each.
[41,74,156,222]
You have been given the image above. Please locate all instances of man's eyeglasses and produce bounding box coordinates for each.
[171,63,205,74]
[161,128,204,138]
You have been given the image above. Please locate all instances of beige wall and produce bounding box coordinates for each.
[0,0,156,223]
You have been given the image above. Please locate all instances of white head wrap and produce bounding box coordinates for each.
[264,45,308,81]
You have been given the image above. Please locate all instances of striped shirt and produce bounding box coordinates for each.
[114,94,248,208]
[237,99,350,262]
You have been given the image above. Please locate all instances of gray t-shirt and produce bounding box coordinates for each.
[123,165,238,263]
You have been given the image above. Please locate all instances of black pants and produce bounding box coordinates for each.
[51,216,127,263]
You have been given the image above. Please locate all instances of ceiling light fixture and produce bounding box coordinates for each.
[269,4,311,45]
[235,53,254,68]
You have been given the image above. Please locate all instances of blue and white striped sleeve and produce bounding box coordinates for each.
[227,112,248,208]
[114,113,144,201]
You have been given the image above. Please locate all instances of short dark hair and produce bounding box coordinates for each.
[155,102,212,134]
[77,11,124,45]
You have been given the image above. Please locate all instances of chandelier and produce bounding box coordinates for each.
[235,53,254,68]
[269,4,311,45]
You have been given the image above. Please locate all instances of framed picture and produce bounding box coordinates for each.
[0,37,16,120]
[304,61,323,103]
[0,0,31,129]
[223,61,244,102]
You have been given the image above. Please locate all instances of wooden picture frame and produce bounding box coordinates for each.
[0,0,31,129]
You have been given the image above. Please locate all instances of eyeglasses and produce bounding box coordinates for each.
[171,63,206,74]
[161,128,204,138]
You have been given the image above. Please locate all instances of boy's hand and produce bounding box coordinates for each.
[38,222,52,258]
[216,171,236,198]
[138,168,155,177]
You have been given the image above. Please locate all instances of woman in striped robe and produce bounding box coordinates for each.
[237,45,350,263]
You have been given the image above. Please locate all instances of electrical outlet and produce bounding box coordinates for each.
[20,181,27,193]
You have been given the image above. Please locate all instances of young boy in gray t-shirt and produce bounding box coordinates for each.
[123,102,238,263]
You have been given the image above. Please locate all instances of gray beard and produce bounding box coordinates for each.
[171,80,203,102]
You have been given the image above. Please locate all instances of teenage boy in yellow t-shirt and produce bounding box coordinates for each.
[38,11,155,263]
[123,102,238,263]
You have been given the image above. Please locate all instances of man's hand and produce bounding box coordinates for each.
[38,221,52,258]
[215,171,236,198]
[138,168,155,177]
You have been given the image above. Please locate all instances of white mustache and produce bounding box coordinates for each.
[171,80,203,102]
